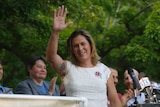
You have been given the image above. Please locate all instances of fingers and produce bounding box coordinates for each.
[60,5,66,17]
[121,89,133,106]
[52,5,72,31]
[54,9,57,18]
[50,77,57,89]
[55,5,66,17]
[124,89,133,99]
[48,77,57,95]
[66,21,73,27]
[50,77,57,84]
[57,6,61,16]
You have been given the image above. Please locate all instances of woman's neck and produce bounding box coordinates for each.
[31,78,43,85]
[77,60,94,67]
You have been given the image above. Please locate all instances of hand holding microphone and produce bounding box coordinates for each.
[128,68,141,90]
[127,68,142,105]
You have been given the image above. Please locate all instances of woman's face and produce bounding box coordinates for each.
[72,35,91,63]
[111,70,118,86]
[124,71,134,89]
[29,59,47,80]
[0,64,3,80]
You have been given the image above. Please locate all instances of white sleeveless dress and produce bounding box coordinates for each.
[63,61,111,107]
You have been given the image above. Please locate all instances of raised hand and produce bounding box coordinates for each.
[53,5,72,31]
[48,77,57,95]
[120,89,133,107]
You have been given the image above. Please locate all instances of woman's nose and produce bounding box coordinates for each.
[77,44,83,50]
[128,77,133,83]
[42,67,47,72]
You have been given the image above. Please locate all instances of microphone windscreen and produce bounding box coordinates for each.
[139,72,147,79]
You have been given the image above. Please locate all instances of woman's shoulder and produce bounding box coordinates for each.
[65,60,74,68]
[0,86,13,94]
[65,60,71,64]
[17,78,33,86]
[96,61,109,68]
[0,85,10,90]
[96,62,111,74]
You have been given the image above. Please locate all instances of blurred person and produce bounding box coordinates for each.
[59,76,66,96]
[124,68,145,107]
[60,81,66,96]
[109,67,122,98]
[108,67,133,107]
[0,60,13,94]
[15,55,60,96]
[46,5,122,107]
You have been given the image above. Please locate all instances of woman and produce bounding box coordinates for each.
[46,6,122,107]
[15,55,60,96]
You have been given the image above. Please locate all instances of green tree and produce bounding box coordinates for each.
[0,0,160,93]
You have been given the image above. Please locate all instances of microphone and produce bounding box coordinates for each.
[139,76,152,98]
[139,72,158,103]
[139,72,151,91]
[128,68,142,106]
[128,68,141,90]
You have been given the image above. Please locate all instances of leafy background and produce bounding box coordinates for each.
[0,0,160,94]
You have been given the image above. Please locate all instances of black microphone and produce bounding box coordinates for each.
[128,68,141,90]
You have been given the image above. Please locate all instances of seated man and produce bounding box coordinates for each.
[15,55,60,96]
[0,60,13,94]
[124,68,145,107]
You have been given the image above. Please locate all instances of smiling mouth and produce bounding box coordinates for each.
[79,51,86,56]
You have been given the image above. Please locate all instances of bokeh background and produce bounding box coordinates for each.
[0,0,160,94]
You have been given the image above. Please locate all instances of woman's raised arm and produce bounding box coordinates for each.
[46,6,72,76]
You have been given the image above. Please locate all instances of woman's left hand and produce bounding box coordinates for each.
[48,77,57,95]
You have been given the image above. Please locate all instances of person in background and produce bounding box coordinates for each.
[60,81,66,96]
[0,60,13,94]
[15,55,60,96]
[108,67,133,107]
[109,67,122,98]
[46,5,122,107]
[124,68,145,107]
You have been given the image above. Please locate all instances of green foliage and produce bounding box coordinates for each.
[145,1,160,43]
[0,0,160,94]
